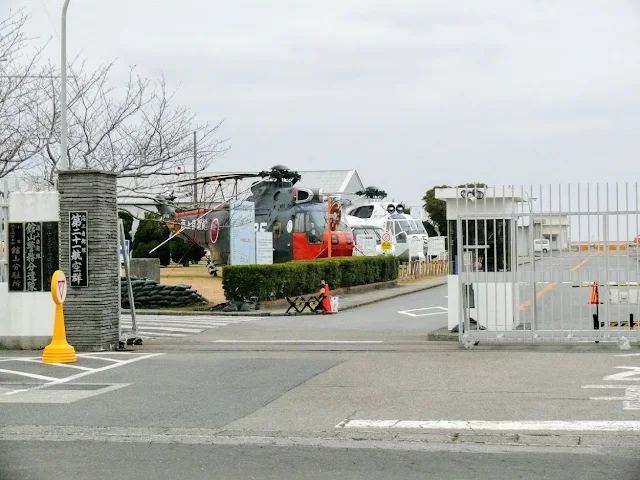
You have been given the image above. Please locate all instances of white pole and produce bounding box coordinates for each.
[60,0,71,171]
[193,131,197,201]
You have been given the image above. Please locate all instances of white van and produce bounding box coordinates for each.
[533,238,550,253]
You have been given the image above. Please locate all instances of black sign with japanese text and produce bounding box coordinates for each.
[6,221,59,293]
[41,221,59,289]
[24,222,43,292]
[69,211,88,287]
[8,223,24,292]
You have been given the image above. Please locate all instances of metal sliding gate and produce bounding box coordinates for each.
[447,183,640,347]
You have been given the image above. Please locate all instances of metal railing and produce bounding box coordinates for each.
[446,183,640,347]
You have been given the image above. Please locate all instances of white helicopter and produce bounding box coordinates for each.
[344,186,429,261]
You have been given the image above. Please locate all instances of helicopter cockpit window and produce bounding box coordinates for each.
[353,205,374,219]
[390,215,424,235]
[305,211,324,244]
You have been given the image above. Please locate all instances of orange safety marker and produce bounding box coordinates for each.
[42,270,76,364]
[589,281,600,304]
[321,281,333,314]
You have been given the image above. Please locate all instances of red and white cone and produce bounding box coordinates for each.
[322,283,333,314]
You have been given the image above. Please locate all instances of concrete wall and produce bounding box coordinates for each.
[0,282,7,334]
[129,258,160,283]
[1,191,59,349]
[59,171,119,351]
[516,225,530,257]
[436,187,524,221]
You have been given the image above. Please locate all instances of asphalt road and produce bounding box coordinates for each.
[5,347,640,478]
[7,256,640,478]
[180,285,451,346]
[2,441,639,480]
[522,251,640,334]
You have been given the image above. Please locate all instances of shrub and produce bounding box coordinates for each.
[222,255,400,302]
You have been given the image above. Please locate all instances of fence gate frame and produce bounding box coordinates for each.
[438,183,640,349]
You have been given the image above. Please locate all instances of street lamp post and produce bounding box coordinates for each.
[60,0,71,171]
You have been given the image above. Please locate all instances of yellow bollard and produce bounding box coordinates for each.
[42,270,76,364]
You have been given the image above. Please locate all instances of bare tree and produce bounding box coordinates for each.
[1,11,229,187]
[0,9,48,179]
[30,57,230,188]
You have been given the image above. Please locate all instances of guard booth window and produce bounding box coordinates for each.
[448,219,512,273]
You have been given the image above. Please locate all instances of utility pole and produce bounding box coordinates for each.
[60,0,72,170]
[193,131,197,201]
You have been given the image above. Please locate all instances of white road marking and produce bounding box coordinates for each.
[3,389,28,395]
[0,353,164,397]
[213,340,384,344]
[50,363,94,371]
[582,385,640,409]
[120,314,264,339]
[336,420,640,432]
[125,326,203,334]
[137,331,192,337]
[77,355,123,363]
[398,307,448,317]
[582,385,626,389]
[0,369,58,382]
[603,366,640,381]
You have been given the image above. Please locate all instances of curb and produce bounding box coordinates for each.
[122,278,448,317]
[427,327,458,342]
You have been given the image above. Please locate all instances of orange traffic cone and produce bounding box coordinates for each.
[589,281,599,305]
[321,281,332,314]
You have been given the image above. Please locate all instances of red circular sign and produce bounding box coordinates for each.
[209,218,219,243]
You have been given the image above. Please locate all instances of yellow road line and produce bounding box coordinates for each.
[519,282,556,310]
[571,258,590,272]
[519,258,590,311]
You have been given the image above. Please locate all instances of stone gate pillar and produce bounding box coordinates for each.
[58,170,119,351]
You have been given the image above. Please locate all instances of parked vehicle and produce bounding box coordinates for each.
[533,238,550,253]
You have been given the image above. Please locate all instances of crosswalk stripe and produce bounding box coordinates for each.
[123,326,203,333]
[136,331,195,337]
[121,322,229,328]
[119,314,264,339]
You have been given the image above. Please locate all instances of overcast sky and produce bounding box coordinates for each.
[7,0,640,208]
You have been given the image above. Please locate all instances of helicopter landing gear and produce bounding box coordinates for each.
[207,260,219,277]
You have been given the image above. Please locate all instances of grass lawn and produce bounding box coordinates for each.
[159,263,226,305]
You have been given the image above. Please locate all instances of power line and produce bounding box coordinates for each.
[39,0,60,39]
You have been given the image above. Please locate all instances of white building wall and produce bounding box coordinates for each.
[2,192,59,349]
[436,187,524,220]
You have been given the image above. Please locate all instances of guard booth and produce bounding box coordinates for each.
[435,187,524,333]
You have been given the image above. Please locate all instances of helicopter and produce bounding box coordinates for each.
[153,165,355,276]
[344,186,429,261]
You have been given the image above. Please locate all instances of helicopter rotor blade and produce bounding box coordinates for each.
[156,172,263,188]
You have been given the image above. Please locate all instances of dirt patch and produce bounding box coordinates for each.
[159,264,225,305]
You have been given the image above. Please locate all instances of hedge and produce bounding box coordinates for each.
[222,255,400,302]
